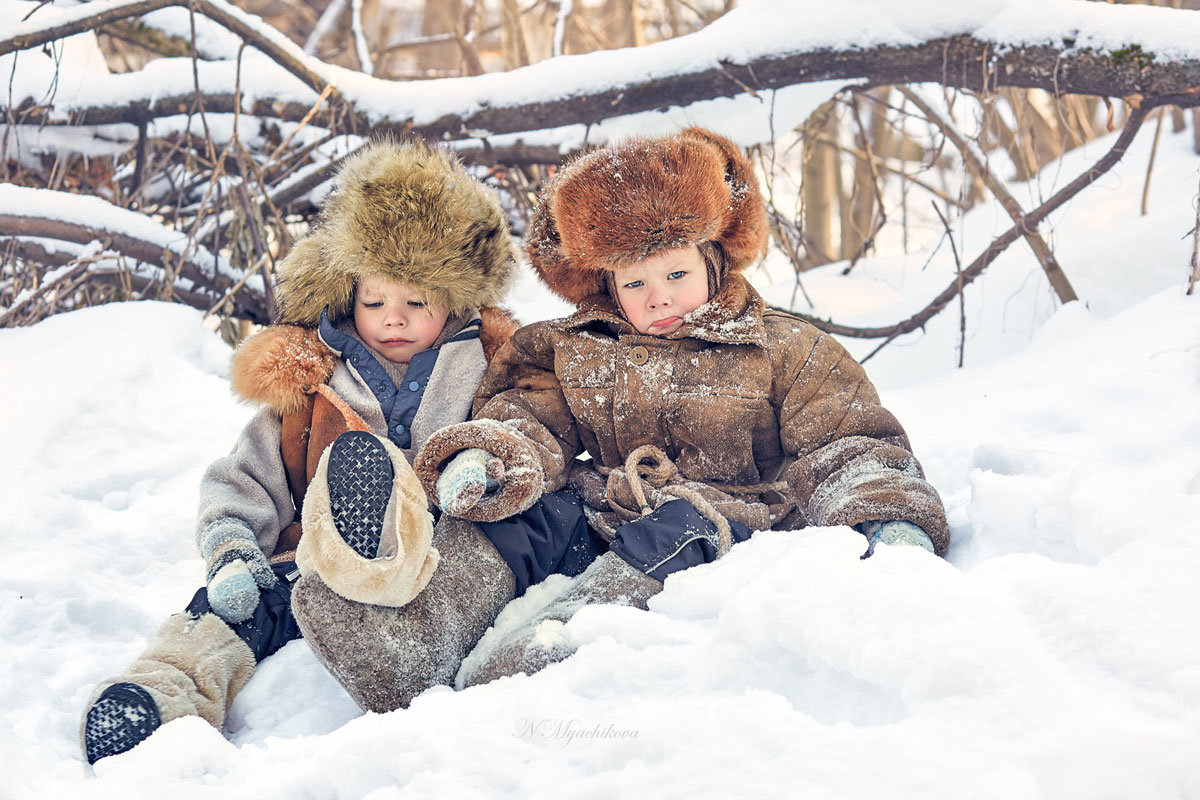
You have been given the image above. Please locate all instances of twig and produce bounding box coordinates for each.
[1141,106,1165,216]
[899,86,1079,305]
[931,201,966,368]
[1189,171,1200,296]
[350,0,372,75]
[266,83,336,164]
[842,91,890,273]
[793,104,1150,343]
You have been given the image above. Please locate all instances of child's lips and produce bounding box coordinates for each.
[649,316,681,328]
[380,337,413,345]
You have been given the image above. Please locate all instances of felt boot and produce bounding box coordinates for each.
[291,515,515,713]
[461,551,662,688]
[82,611,256,763]
[296,431,439,608]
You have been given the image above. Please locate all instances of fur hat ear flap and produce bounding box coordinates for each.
[273,235,356,326]
[527,192,607,304]
[525,127,767,304]
[678,127,769,276]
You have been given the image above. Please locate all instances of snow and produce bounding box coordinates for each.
[9,0,1200,139]
[3,103,1200,797]
[0,183,246,287]
[5,0,1200,792]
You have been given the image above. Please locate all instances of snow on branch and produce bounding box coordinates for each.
[6,1,1200,141]
[0,184,265,321]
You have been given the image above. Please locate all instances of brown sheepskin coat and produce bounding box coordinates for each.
[416,274,950,555]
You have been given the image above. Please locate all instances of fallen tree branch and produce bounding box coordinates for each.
[7,16,1200,139]
[791,104,1150,341]
[3,0,333,95]
[898,85,1078,304]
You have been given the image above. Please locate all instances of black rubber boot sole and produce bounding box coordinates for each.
[328,431,393,560]
[84,682,162,764]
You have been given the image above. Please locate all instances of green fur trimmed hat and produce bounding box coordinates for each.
[273,138,516,325]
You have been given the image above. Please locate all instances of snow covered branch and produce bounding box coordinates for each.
[8,3,1200,140]
[790,103,1152,344]
[0,185,266,322]
[2,0,332,96]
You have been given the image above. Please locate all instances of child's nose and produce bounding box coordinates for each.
[648,287,670,308]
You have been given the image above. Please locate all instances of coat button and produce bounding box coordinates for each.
[629,346,649,366]
[408,381,420,391]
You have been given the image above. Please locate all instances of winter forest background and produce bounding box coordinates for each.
[2,0,1199,797]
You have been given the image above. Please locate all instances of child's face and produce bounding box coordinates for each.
[614,245,709,335]
[353,274,449,363]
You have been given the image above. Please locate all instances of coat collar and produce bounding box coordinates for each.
[559,272,767,346]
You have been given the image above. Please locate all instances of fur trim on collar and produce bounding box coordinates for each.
[229,306,521,414]
[230,325,337,414]
[526,127,768,304]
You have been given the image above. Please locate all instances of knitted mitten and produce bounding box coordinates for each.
[436,448,504,517]
[859,520,935,559]
[199,520,277,623]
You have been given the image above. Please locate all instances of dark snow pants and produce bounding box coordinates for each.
[186,560,303,662]
[477,493,754,595]
[476,490,607,596]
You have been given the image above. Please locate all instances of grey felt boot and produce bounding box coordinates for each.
[82,611,256,763]
[291,515,515,713]
[461,551,663,688]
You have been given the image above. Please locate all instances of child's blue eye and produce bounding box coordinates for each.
[668,270,686,280]
[408,301,425,308]
[623,280,644,290]
[362,301,383,308]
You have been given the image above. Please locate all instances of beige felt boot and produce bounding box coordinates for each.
[82,611,256,763]
[461,551,662,688]
[291,515,515,713]
[296,431,439,608]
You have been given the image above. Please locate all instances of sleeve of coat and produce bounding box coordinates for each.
[194,406,296,557]
[775,328,950,555]
[413,321,581,521]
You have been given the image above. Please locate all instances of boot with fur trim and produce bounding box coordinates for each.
[460,551,662,688]
[295,431,439,607]
[81,612,256,762]
[291,516,515,713]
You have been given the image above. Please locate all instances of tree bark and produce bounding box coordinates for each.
[7,27,1200,137]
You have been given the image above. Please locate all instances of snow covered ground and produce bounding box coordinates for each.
[3,121,1200,799]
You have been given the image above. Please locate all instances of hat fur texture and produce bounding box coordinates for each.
[274,139,516,325]
[526,127,768,304]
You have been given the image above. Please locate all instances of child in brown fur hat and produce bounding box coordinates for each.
[404,127,951,687]
[80,138,520,764]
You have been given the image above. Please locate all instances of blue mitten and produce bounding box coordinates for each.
[199,520,278,623]
[859,520,935,559]
[436,448,504,517]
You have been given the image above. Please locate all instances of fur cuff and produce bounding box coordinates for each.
[414,420,545,522]
[296,435,440,607]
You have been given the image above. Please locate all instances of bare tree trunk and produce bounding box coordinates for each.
[602,0,644,48]
[501,0,531,68]
[802,101,840,265]
[419,0,462,71]
[844,87,890,260]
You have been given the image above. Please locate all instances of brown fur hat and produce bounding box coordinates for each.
[526,127,767,303]
[273,138,516,325]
